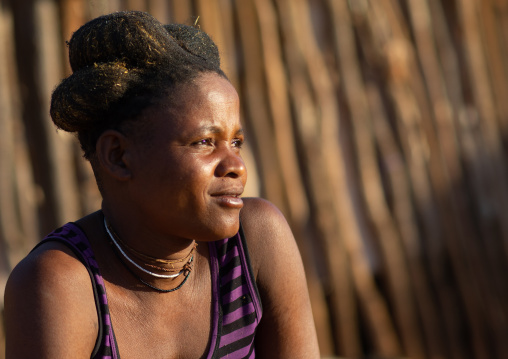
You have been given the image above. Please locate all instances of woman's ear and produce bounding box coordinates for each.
[96,130,132,180]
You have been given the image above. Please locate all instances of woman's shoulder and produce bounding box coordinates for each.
[241,197,286,229]
[239,197,295,277]
[7,234,91,290]
[240,197,289,242]
[7,222,94,294]
[4,228,98,358]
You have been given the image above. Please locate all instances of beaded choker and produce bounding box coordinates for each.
[103,216,197,292]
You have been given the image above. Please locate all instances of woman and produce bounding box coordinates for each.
[4,10,319,359]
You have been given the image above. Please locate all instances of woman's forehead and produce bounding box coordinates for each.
[143,74,241,134]
[171,74,237,111]
[186,73,238,103]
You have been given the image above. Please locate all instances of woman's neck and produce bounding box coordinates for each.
[101,203,197,261]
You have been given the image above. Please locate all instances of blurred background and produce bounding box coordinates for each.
[1,0,508,358]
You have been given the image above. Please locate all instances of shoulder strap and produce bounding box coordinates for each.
[211,224,263,358]
[237,223,263,315]
[36,223,119,359]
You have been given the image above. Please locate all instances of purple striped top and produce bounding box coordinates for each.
[38,222,262,358]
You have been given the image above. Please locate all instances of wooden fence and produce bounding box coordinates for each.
[1,0,508,358]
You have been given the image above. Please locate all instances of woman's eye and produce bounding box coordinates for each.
[232,138,244,148]
[194,138,213,146]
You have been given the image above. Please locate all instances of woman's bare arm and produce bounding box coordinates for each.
[4,243,98,359]
[241,198,320,358]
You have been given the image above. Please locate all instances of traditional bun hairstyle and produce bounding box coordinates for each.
[50,11,225,159]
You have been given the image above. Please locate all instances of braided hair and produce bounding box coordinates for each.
[50,11,225,160]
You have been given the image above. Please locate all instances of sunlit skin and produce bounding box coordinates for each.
[99,73,247,260]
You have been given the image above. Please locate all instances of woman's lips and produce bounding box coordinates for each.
[210,190,244,208]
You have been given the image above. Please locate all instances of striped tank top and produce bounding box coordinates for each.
[37,222,263,358]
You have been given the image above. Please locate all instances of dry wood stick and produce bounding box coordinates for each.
[493,0,508,87]
[251,0,334,353]
[0,14,38,355]
[309,0,402,356]
[365,82,440,358]
[455,1,508,356]
[169,0,194,24]
[213,0,238,87]
[475,0,508,280]
[34,0,82,226]
[426,2,486,357]
[480,0,508,133]
[277,0,402,355]
[329,1,423,357]
[375,1,491,357]
[0,2,19,280]
[58,0,85,74]
[233,0,286,210]
[471,0,508,352]
[146,0,170,23]
[395,1,492,357]
[405,1,481,358]
[273,0,359,354]
[342,82,402,354]
[252,0,308,232]
[0,308,5,359]
[10,0,81,236]
[124,0,147,12]
[194,0,234,82]
[59,0,98,219]
[86,0,121,18]
[479,0,508,277]
[458,0,508,255]
[369,1,470,358]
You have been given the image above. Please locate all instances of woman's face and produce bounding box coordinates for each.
[126,73,247,242]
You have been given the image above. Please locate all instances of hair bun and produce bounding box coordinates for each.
[164,24,220,69]
[50,62,140,133]
[68,11,173,72]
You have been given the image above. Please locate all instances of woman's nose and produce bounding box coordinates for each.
[215,147,246,179]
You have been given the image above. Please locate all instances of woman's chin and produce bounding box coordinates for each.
[197,221,240,242]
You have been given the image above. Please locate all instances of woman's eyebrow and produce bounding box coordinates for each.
[198,125,244,136]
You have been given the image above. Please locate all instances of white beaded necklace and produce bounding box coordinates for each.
[103,217,185,279]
